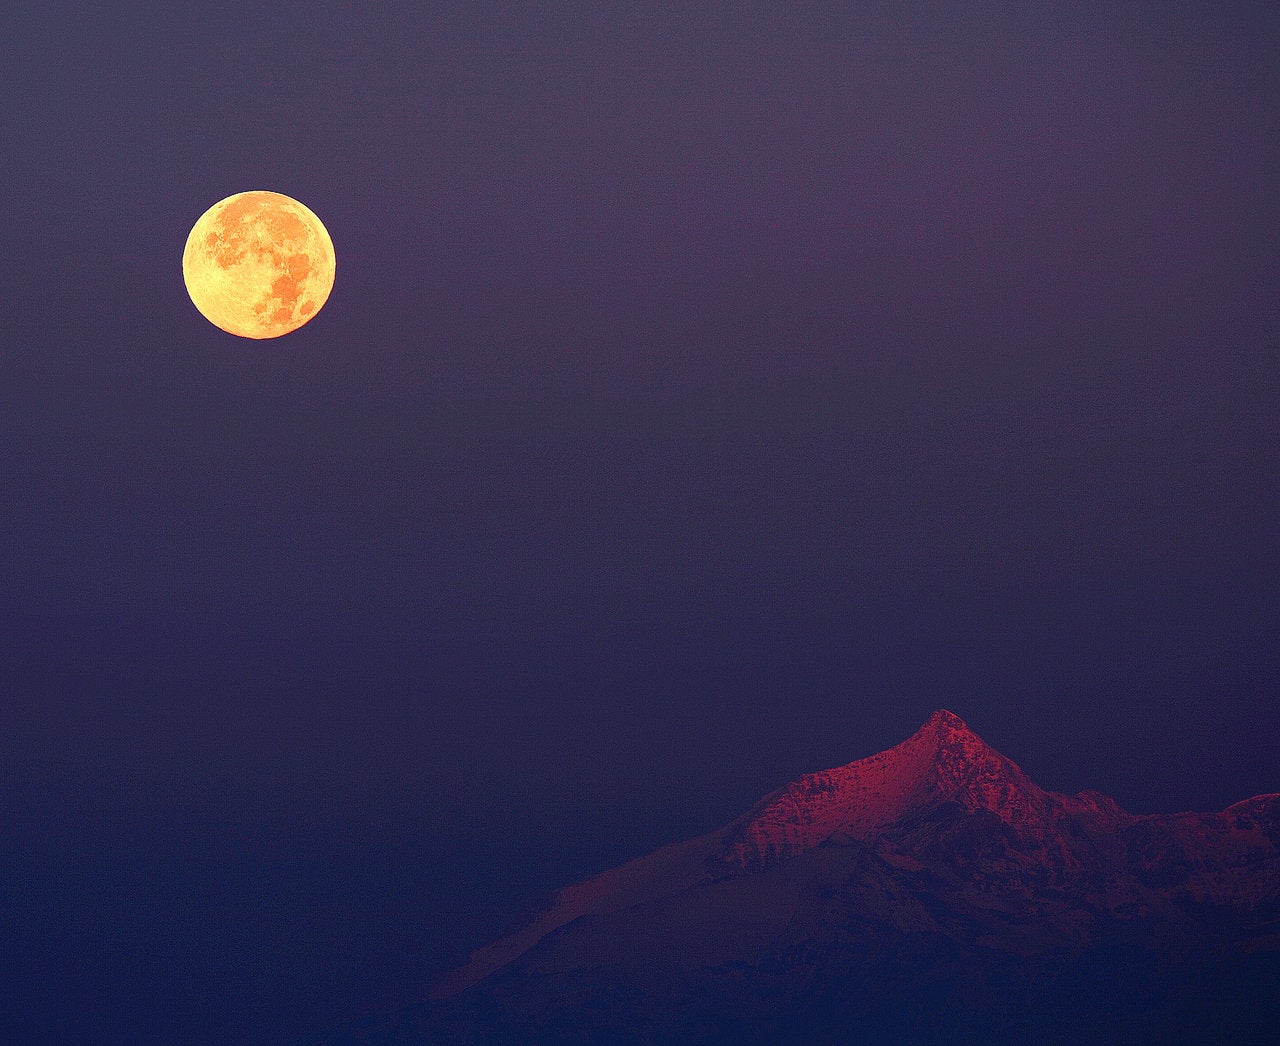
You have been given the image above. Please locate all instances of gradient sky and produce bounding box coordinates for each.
[3,2,1278,1041]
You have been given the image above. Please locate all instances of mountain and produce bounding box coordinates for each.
[325,711,1280,1044]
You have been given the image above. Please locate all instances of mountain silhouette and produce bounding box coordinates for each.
[325,712,1279,1044]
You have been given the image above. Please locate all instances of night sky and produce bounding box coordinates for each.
[3,2,1278,1041]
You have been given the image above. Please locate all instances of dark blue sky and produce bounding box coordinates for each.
[2,2,1277,1041]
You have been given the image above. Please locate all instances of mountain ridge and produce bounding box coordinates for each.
[429,710,1278,1009]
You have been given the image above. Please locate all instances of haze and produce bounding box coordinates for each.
[1,2,1276,1041]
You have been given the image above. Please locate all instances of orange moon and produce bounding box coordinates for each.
[183,191,335,339]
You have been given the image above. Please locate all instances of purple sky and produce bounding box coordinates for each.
[2,2,1277,1040]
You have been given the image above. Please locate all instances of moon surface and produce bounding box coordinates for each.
[183,191,335,339]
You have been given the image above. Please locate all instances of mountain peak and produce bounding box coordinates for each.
[925,708,970,731]
[726,710,1045,866]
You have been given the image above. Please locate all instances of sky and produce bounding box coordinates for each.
[2,1,1278,1041]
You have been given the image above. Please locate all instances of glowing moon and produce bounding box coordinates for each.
[183,191,335,339]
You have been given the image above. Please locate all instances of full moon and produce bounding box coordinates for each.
[183,191,335,339]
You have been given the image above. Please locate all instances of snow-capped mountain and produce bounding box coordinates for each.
[334,712,1279,1043]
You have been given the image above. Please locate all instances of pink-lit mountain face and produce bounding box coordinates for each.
[376,713,1280,1043]
[725,708,1124,870]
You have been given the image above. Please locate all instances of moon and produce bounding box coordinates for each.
[183,191,335,339]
